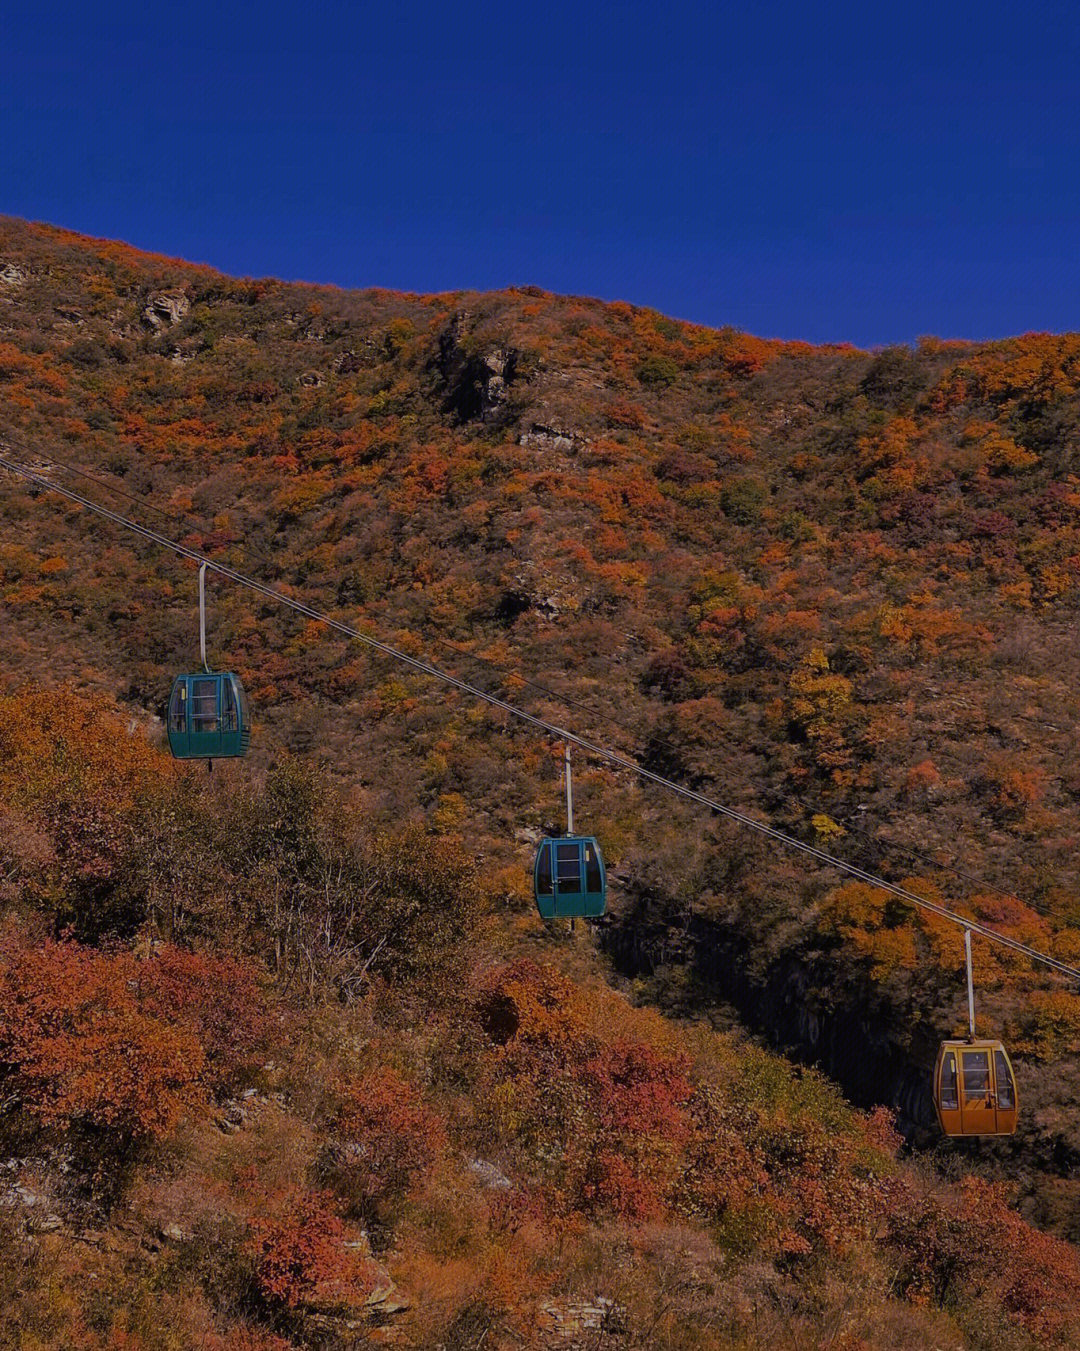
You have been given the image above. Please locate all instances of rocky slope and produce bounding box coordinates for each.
[3,215,1080,1310]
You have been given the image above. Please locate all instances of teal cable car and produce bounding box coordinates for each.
[167,672,250,760]
[533,744,607,920]
[167,562,251,762]
[534,835,606,919]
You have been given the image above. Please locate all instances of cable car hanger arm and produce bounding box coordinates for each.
[3,453,1079,983]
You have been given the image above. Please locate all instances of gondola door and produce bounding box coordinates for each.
[958,1046,997,1134]
[553,840,582,919]
[187,674,223,759]
[992,1046,1018,1134]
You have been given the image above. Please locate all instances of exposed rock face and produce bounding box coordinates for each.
[0,262,27,287]
[438,312,520,422]
[467,1156,512,1190]
[0,1177,62,1233]
[298,1253,409,1345]
[474,346,516,419]
[214,1087,286,1133]
[519,422,584,455]
[142,290,190,330]
[538,1296,623,1343]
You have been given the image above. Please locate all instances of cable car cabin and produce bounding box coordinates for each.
[934,1040,1018,1137]
[534,836,606,920]
[167,673,251,760]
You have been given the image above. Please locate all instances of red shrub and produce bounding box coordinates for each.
[0,940,205,1139]
[322,1067,445,1225]
[136,945,270,1088]
[250,1192,373,1310]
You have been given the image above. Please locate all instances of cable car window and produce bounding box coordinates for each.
[191,677,219,732]
[940,1051,959,1111]
[995,1050,1015,1109]
[222,678,238,732]
[536,843,553,896]
[962,1050,991,1101]
[168,682,187,734]
[585,843,602,893]
[235,678,249,725]
[556,842,581,890]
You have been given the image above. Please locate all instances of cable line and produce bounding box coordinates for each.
[1,437,638,740]
[8,438,1065,913]
[3,450,1080,983]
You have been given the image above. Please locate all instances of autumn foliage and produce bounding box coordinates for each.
[0,938,266,1139]
[249,1192,377,1312]
[320,1067,446,1228]
[4,218,1080,1345]
[472,959,896,1245]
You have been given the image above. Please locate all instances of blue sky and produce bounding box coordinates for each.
[3,1,1079,346]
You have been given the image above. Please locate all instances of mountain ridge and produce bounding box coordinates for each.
[5,214,1080,1346]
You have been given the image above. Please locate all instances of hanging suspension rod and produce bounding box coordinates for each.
[198,561,209,673]
[565,743,574,836]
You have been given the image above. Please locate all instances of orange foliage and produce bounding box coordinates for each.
[0,687,168,885]
[0,940,205,1138]
[249,1192,376,1310]
[322,1067,446,1225]
[889,1176,1080,1341]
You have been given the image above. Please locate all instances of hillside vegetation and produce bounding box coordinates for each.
[1,687,1079,1350]
[3,217,1080,1344]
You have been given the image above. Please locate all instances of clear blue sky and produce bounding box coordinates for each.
[3,1,1079,347]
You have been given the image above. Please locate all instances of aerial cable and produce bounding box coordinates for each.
[11,439,1068,907]
[0,439,187,528]
[2,438,635,736]
[3,451,1080,983]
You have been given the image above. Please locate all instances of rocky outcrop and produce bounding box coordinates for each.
[538,1296,623,1343]
[0,262,27,287]
[519,422,585,455]
[215,1087,286,1133]
[467,1156,511,1190]
[437,312,521,422]
[0,1173,61,1234]
[298,1251,409,1346]
[142,290,190,330]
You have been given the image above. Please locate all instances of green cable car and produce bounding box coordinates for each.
[167,671,250,760]
[533,835,606,919]
[532,744,607,920]
[166,562,251,762]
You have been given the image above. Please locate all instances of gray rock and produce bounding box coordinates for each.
[142,290,190,330]
[519,423,583,455]
[468,1157,512,1190]
[539,1296,623,1340]
[27,1212,61,1233]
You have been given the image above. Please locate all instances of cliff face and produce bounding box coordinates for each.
[4,215,1080,1237]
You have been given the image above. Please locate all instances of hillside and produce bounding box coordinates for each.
[4,216,1080,1345]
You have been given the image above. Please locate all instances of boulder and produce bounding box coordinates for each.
[467,1157,512,1190]
[538,1296,623,1341]
[519,423,584,455]
[142,290,190,330]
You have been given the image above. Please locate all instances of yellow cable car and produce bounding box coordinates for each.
[932,928,1018,1137]
[933,1039,1018,1137]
